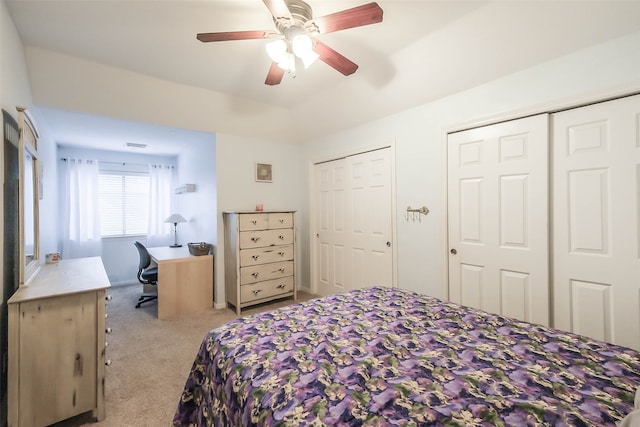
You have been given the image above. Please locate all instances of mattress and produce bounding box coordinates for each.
[173,286,640,426]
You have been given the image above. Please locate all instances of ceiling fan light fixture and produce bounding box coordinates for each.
[278,52,296,72]
[292,34,319,69]
[199,1,384,85]
[266,38,298,72]
[266,38,287,63]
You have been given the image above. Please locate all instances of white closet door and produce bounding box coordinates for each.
[553,94,640,350]
[315,158,348,297]
[346,149,393,290]
[314,148,393,296]
[448,114,549,325]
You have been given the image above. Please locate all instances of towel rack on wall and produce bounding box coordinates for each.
[405,206,429,222]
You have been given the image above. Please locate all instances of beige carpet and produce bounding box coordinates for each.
[52,284,317,427]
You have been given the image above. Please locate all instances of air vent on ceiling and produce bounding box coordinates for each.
[125,142,147,149]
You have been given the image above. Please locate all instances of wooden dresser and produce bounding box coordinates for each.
[8,257,111,427]
[223,211,296,314]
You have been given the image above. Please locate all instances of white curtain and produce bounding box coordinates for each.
[61,158,102,259]
[146,164,173,247]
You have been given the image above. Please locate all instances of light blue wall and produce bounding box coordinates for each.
[57,146,178,285]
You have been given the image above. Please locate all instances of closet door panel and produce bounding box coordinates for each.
[315,159,347,296]
[313,148,393,296]
[553,94,640,350]
[448,114,549,325]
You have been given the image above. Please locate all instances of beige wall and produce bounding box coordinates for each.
[215,132,303,307]
[302,30,640,299]
[24,46,299,144]
[6,0,640,306]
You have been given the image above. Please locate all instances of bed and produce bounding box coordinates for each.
[173,286,640,426]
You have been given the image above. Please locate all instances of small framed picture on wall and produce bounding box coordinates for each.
[255,162,272,183]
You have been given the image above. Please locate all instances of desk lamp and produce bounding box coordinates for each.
[165,213,187,248]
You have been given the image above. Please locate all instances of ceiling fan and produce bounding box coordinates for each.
[196,0,384,85]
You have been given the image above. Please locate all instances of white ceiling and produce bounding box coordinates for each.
[6,0,640,154]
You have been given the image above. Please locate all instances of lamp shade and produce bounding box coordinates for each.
[164,213,187,224]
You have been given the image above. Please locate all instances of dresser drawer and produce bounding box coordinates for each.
[240,245,293,266]
[240,260,293,284]
[239,214,269,231]
[241,276,294,303]
[240,229,293,249]
[239,212,294,231]
[268,212,293,229]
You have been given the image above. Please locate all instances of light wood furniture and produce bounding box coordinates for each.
[17,106,41,286]
[147,246,213,320]
[8,257,111,427]
[224,211,296,314]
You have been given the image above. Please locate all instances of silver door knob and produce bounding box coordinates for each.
[450,249,457,255]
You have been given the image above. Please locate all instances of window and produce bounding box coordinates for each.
[98,173,149,237]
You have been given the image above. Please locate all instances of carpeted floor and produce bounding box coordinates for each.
[52,283,317,427]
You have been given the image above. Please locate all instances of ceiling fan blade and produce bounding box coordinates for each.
[314,40,358,76]
[197,30,276,43]
[305,2,383,35]
[265,62,285,85]
[263,0,293,22]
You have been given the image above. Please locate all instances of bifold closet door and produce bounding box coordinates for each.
[553,94,640,351]
[448,114,550,326]
[315,158,348,296]
[314,148,393,296]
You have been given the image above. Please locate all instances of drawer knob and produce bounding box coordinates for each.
[105,327,112,334]
[252,220,257,225]
[252,255,259,260]
[278,268,286,273]
[105,313,109,319]
[105,359,112,366]
[278,235,284,240]
[252,272,260,278]
[278,252,285,256]
[105,295,113,301]
[253,289,262,296]
[251,237,261,242]
[105,341,109,347]
[277,283,286,289]
[279,219,284,223]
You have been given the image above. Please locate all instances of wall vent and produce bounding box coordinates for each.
[125,142,147,149]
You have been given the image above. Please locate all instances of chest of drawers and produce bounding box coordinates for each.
[7,257,111,427]
[223,211,296,314]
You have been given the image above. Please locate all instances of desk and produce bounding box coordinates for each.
[147,246,213,320]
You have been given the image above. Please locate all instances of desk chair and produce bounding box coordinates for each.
[134,241,158,308]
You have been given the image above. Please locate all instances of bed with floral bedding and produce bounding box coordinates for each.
[173,286,640,426]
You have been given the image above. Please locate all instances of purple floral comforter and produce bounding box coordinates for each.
[173,286,640,426]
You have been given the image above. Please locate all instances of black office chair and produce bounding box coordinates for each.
[134,241,158,308]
